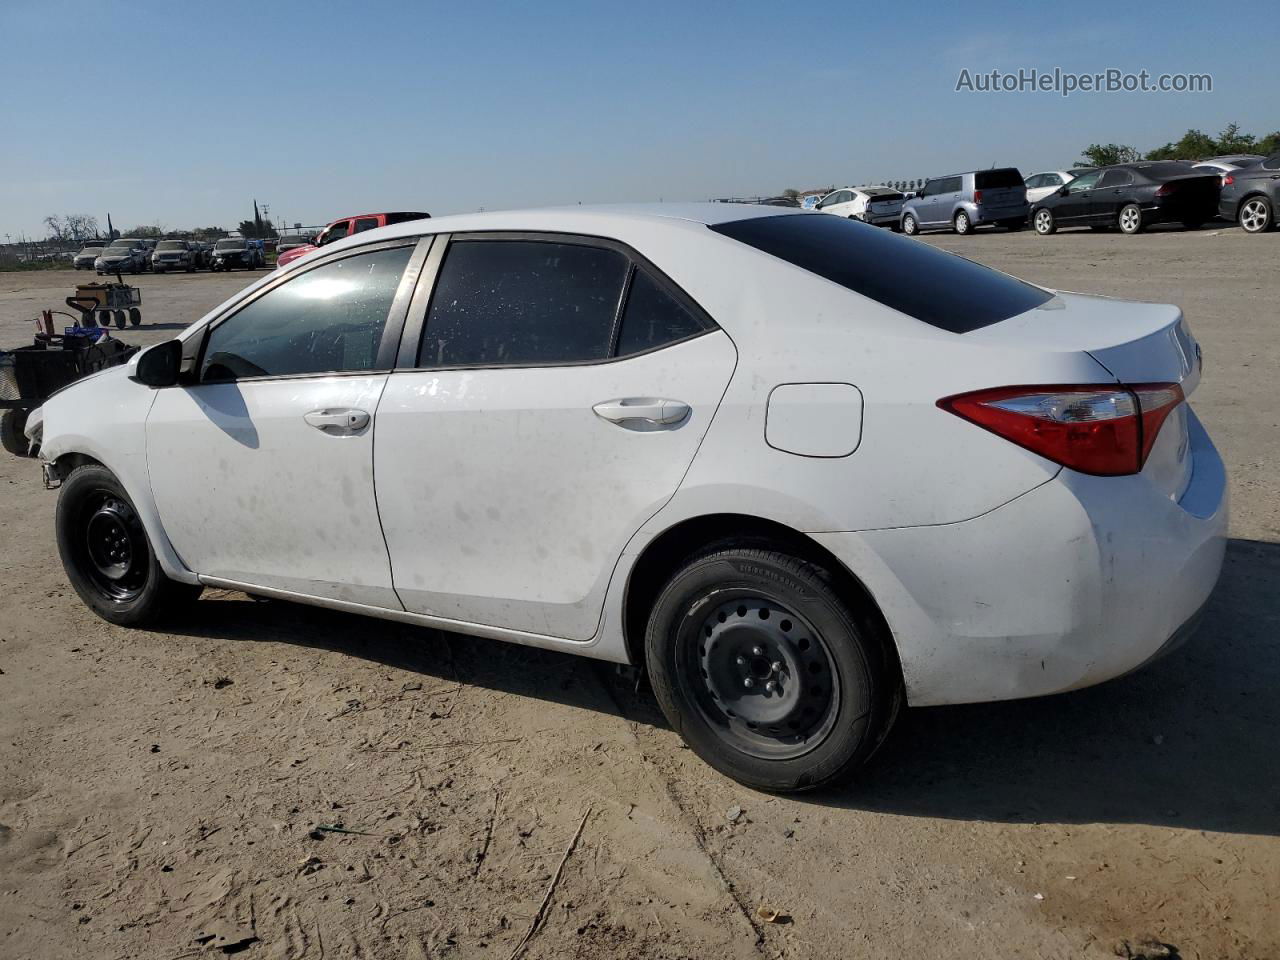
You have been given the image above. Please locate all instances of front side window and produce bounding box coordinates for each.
[1067,170,1102,193]
[201,245,413,381]
[419,240,628,367]
[320,220,351,245]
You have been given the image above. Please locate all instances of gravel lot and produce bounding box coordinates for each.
[2,227,1278,960]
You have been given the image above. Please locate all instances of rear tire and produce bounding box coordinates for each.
[1238,196,1274,233]
[953,210,973,235]
[1118,203,1145,234]
[113,309,127,329]
[1,408,31,457]
[645,546,899,792]
[56,464,201,626]
[1033,208,1056,235]
[128,307,142,327]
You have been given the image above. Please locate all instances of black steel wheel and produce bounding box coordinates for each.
[56,464,201,625]
[80,492,150,602]
[686,593,839,760]
[646,546,900,792]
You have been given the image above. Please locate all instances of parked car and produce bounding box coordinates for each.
[150,239,198,273]
[73,243,107,270]
[1031,162,1221,235]
[1023,171,1078,204]
[276,211,431,268]
[1218,151,1279,233]
[210,238,263,271]
[900,168,1028,235]
[94,242,147,275]
[27,205,1225,793]
[815,186,904,228]
[276,235,315,256]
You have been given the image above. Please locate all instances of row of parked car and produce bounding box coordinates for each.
[73,237,269,275]
[805,151,1280,237]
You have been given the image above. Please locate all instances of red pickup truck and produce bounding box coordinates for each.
[276,211,431,268]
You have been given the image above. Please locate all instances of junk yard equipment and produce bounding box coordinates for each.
[0,320,139,456]
[67,279,143,330]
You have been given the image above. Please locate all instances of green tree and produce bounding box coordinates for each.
[1257,131,1280,155]
[1146,128,1217,160]
[123,225,164,239]
[1215,122,1256,155]
[1078,143,1141,167]
[238,219,278,240]
[782,188,801,199]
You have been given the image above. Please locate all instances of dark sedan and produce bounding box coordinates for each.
[1031,162,1220,235]
[1218,152,1279,234]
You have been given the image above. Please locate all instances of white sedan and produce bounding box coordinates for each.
[1023,170,1079,204]
[29,204,1226,792]
[814,186,905,227]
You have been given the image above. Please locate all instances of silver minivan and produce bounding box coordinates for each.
[900,168,1028,235]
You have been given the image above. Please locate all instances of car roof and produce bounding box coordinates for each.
[314,203,809,252]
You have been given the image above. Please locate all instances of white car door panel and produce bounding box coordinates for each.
[147,375,397,607]
[374,331,737,640]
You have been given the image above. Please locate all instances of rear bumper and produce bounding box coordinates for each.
[815,407,1227,706]
[973,204,1028,224]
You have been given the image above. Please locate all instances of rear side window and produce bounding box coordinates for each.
[354,217,380,233]
[420,240,628,367]
[711,215,1052,334]
[975,168,1024,189]
[1263,154,1280,170]
[1098,169,1133,188]
[1136,163,1194,180]
[615,270,703,357]
[201,245,413,381]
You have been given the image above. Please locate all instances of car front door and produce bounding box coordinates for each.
[373,233,738,641]
[145,239,425,606]
[911,181,937,223]
[1050,170,1100,223]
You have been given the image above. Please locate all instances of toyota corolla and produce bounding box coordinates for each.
[27,205,1226,792]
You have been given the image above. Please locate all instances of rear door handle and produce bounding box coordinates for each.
[304,408,370,434]
[593,398,690,429]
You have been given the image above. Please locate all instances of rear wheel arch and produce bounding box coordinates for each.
[621,513,902,681]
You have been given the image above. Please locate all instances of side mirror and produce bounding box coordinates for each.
[132,339,182,388]
[1058,186,1070,197]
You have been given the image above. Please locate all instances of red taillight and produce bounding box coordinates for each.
[1222,174,1235,186]
[1155,182,1177,197]
[973,189,983,204]
[938,383,1184,476]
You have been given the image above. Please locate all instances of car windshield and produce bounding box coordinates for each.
[216,240,247,251]
[711,214,1052,334]
[103,245,133,255]
[77,246,101,255]
[156,240,185,250]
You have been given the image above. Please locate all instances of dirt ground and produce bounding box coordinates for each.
[1,228,1278,960]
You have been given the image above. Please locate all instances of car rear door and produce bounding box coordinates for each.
[372,233,737,641]
[1094,168,1133,222]
[145,238,426,606]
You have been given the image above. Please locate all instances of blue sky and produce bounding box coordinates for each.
[1,0,1272,237]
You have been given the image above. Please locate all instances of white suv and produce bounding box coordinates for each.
[29,205,1226,792]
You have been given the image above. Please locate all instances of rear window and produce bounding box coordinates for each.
[710,215,1052,334]
[1134,163,1196,180]
[974,168,1024,189]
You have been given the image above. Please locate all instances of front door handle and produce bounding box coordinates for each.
[593,398,690,429]
[304,408,370,434]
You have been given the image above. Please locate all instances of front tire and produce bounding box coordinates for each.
[1033,208,1057,235]
[1118,203,1145,234]
[645,546,898,792]
[1238,196,1274,233]
[56,464,201,626]
[901,213,918,236]
[1,408,31,457]
[953,210,973,235]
